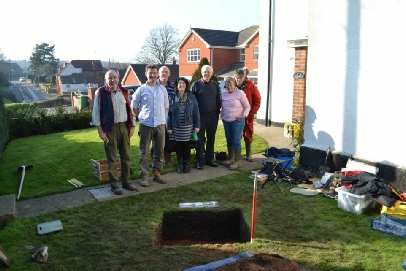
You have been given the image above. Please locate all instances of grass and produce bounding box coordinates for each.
[0,127,404,271]
[0,171,403,270]
[0,125,267,199]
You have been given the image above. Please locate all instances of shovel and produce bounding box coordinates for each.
[317,147,330,178]
[17,164,33,200]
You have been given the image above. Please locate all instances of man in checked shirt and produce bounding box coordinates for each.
[92,70,138,195]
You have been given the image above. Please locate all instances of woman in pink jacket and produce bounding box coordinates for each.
[220,77,251,169]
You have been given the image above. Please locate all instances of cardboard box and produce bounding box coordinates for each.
[335,186,376,215]
[91,159,121,181]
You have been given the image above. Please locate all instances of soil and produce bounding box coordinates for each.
[213,253,304,271]
[154,210,304,270]
[156,209,250,246]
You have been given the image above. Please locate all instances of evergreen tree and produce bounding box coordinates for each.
[190,57,220,92]
[29,43,59,84]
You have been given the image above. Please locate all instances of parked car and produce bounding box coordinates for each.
[19,77,26,82]
[218,80,225,92]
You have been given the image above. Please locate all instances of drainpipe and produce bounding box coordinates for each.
[265,0,273,126]
[210,48,214,70]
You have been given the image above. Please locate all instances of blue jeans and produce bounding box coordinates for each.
[222,119,245,150]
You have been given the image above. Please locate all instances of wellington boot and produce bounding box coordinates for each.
[183,159,190,173]
[224,147,234,166]
[245,142,254,162]
[229,149,241,170]
[177,155,183,173]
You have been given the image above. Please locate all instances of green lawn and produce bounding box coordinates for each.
[0,126,267,199]
[0,127,403,270]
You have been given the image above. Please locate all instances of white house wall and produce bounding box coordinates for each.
[306,0,406,167]
[59,65,82,76]
[258,0,309,125]
[61,83,86,93]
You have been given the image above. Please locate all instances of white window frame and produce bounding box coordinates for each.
[240,49,245,62]
[248,76,258,85]
[254,45,259,60]
[187,49,200,62]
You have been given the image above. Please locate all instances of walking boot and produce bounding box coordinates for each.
[140,176,150,187]
[164,152,173,166]
[225,147,234,166]
[152,170,167,184]
[245,142,254,162]
[229,149,241,170]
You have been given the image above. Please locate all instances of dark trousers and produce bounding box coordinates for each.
[196,113,219,163]
[176,141,191,163]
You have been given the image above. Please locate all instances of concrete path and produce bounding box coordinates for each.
[2,122,293,220]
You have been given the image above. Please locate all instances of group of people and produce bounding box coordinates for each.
[92,64,261,195]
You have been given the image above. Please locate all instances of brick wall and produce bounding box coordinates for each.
[212,49,240,73]
[292,47,307,122]
[179,33,211,77]
[122,70,141,85]
[244,34,259,72]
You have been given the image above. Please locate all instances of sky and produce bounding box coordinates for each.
[1,0,259,62]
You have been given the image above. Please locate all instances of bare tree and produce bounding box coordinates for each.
[135,23,180,64]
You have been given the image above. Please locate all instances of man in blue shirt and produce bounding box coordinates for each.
[132,64,169,187]
[149,66,175,166]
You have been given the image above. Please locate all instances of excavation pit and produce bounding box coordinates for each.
[155,208,250,246]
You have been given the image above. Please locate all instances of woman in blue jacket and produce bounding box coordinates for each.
[167,77,200,173]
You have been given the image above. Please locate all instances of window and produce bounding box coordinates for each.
[248,77,258,85]
[187,49,200,62]
[254,45,259,60]
[240,49,245,62]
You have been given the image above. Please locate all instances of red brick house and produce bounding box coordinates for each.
[177,25,259,83]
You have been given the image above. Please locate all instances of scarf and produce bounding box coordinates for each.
[236,80,246,91]
[177,91,188,106]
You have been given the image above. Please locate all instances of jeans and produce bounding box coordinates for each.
[222,119,245,150]
[138,124,165,178]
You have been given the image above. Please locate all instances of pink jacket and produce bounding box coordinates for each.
[220,89,251,122]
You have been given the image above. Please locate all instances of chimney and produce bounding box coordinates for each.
[172,57,176,65]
